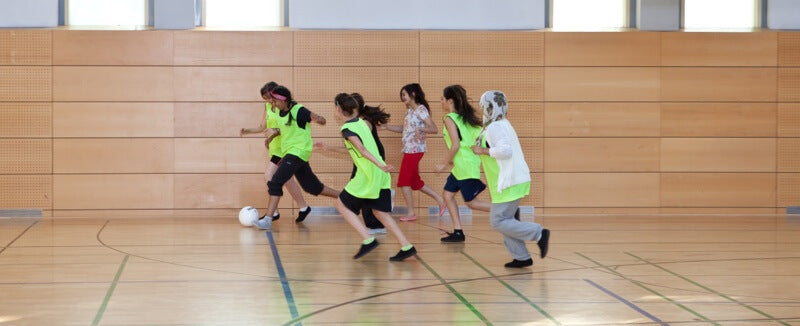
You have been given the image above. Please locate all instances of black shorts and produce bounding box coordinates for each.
[443,174,486,202]
[339,189,392,214]
[270,155,282,165]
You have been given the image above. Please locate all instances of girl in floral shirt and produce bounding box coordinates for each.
[382,83,446,221]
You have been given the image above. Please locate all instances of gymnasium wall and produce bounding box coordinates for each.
[0,29,798,217]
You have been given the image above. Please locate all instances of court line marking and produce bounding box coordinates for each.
[584,279,667,326]
[0,220,38,256]
[626,252,792,326]
[461,251,561,325]
[266,230,302,325]
[416,255,493,325]
[576,252,720,325]
[92,255,129,326]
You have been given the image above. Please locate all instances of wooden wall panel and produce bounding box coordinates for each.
[778,138,800,172]
[778,32,800,67]
[173,67,292,102]
[294,67,418,102]
[661,32,778,66]
[661,68,776,102]
[545,103,660,137]
[295,31,418,66]
[545,138,660,172]
[778,103,800,137]
[422,31,543,66]
[545,32,660,66]
[778,68,800,102]
[544,173,660,207]
[778,173,800,207]
[0,175,51,208]
[53,175,173,209]
[174,31,292,66]
[0,67,51,102]
[661,173,775,207]
[661,103,776,137]
[510,103,544,138]
[53,139,174,173]
[53,67,173,102]
[173,174,288,209]
[0,30,51,65]
[661,139,776,172]
[544,67,659,101]
[53,103,174,138]
[174,138,266,173]
[0,103,51,138]
[53,31,173,66]
[421,67,543,102]
[174,102,262,138]
[0,139,51,174]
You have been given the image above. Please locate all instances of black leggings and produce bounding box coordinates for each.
[267,154,325,197]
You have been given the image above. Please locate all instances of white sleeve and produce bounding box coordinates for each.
[486,124,513,160]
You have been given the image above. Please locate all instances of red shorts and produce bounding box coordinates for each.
[397,152,425,190]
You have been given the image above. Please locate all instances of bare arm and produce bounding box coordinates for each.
[434,117,459,172]
[345,135,394,172]
[313,141,349,155]
[380,124,403,133]
[421,115,439,134]
[240,108,268,136]
[309,110,326,126]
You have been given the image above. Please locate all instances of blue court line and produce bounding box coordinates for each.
[266,231,301,326]
[584,279,667,326]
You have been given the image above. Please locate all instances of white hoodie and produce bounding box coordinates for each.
[484,119,531,192]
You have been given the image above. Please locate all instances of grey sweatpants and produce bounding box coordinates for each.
[490,199,543,261]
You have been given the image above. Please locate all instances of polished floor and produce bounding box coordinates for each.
[1,212,799,325]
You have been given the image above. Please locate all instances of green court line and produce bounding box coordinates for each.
[461,251,561,325]
[576,252,720,325]
[417,255,493,325]
[625,252,791,326]
[92,255,129,326]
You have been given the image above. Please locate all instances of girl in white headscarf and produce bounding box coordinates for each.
[471,90,550,268]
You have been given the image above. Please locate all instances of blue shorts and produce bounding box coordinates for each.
[443,174,486,202]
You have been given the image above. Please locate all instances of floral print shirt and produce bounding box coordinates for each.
[401,104,430,153]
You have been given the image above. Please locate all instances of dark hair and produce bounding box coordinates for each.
[271,85,297,125]
[260,81,278,96]
[335,93,358,115]
[400,83,430,113]
[351,92,390,126]
[443,85,481,127]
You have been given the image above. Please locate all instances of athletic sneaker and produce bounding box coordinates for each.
[367,228,387,235]
[537,229,550,258]
[295,207,311,223]
[253,217,272,230]
[440,231,465,243]
[353,240,379,259]
[504,258,533,268]
[389,246,417,261]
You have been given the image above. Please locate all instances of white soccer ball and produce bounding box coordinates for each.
[238,206,259,227]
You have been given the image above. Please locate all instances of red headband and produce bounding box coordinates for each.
[270,91,287,101]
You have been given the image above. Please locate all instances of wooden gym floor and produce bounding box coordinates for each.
[1,212,799,325]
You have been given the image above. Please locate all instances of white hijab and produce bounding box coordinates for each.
[477,90,508,145]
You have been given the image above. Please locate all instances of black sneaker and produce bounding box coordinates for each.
[295,207,311,223]
[353,240,379,259]
[440,232,465,243]
[389,246,417,261]
[537,229,550,258]
[514,208,520,221]
[504,258,533,268]
[270,213,281,221]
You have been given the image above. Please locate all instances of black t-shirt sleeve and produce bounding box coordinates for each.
[296,107,312,129]
[341,128,359,140]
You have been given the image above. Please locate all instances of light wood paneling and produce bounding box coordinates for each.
[422,31,543,66]
[544,67,659,101]
[173,174,289,209]
[306,102,406,139]
[174,138,266,173]
[295,31,418,66]
[545,138,660,172]
[541,207,660,215]
[778,32,800,67]
[294,67,418,102]
[53,103,174,138]
[545,32,660,66]
[0,67,51,102]
[661,68,776,102]
[0,103,51,138]
[659,208,778,215]
[0,175,51,208]
[174,31,292,66]
[0,139,51,174]
[0,30,51,65]
[174,67,292,102]
[421,67,543,102]
[778,103,800,137]
[50,208,243,218]
[53,67,173,102]
[661,103,776,137]
[661,138,776,172]
[778,173,800,207]
[661,32,777,66]
[545,103,660,137]
[509,103,544,138]
[778,68,800,102]
[544,173,660,207]
[53,139,174,173]
[175,102,264,138]
[661,173,775,207]
[53,175,173,209]
[778,138,800,172]
[53,30,173,66]
[306,147,358,174]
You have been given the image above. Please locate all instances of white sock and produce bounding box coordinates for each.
[300,206,309,212]
[272,211,279,217]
